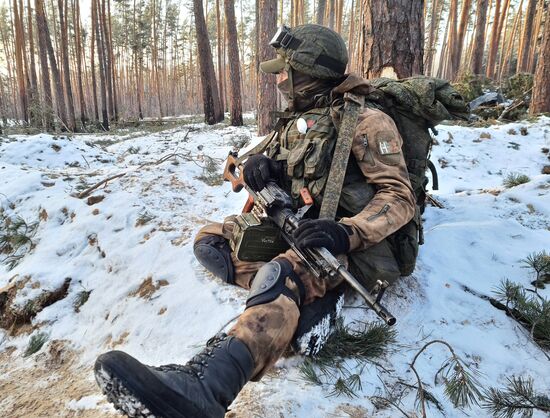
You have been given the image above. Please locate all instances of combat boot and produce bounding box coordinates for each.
[94,334,254,418]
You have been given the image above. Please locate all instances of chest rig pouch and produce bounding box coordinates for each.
[229,212,289,262]
[267,108,338,207]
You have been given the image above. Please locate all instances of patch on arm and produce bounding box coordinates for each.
[375,131,402,165]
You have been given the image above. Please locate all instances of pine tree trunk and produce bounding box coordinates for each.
[470,0,489,74]
[530,2,550,114]
[193,0,224,124]
[107,0,118,121]
[73,0,87,124]
[424,0,439,76]
[58,0,76,131]
[486,0,502,78]
[224,0,243,125]
[34,0,54,129]
[13,0,28,123]
[517,0,537,72]
[90,0,99,121]
[93,0,109,129]
[452,0,472,77]
[26,0,39,125]
[316,0,326,24]
[36,0,68,130]
[360,0,424,79]
[216,0,225,113]
[257,0,277,135]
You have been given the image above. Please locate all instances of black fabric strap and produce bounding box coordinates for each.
[315,54,346,74]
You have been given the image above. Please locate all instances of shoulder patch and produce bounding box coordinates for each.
[375,131,402,165]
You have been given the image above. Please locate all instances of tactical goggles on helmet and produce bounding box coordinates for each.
[269,25,302,50]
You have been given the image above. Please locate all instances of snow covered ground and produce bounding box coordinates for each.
[0,117,549,417]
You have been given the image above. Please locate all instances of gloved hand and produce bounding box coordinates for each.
[243,154,282,192]
[292,219,351,255]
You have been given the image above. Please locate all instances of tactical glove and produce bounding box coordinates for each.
[243,154,282,192]
[293,219,351,255]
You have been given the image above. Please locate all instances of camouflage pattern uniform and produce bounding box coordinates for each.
[195,74,415,379]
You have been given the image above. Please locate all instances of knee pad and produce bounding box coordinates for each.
[246,259,305,309]
[193,236,235,284]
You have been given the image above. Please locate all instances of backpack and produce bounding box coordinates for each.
[335,76,470,275]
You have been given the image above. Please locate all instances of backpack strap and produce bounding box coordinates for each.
[319,92,364,220]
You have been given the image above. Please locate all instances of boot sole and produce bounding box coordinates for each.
[95,352,212,418]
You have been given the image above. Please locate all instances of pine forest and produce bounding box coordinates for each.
[0,0,549,133]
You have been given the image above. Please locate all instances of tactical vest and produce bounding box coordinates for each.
[266,105,376,219]
[265,102,419,279]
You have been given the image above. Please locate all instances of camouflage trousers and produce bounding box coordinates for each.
[195,216,401,380]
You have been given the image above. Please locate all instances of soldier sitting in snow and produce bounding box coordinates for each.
[94,24,415,418]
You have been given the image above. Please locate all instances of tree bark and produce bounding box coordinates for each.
[34,0,53,129]
[193,0,224,124]
[35,0,68,130]
[224,0,243,125]
[26,0,39,125]
[470,0,489,74]
[517,0,537,72]
[257,0,277,135]
[13,0,28,122]
[424,0,440,76]
[93,0,109,129]
[486,0,502,78]
[360,0,424,79]
[530,2,550,114]
[73,0,87,124]
[58,0,76,131]
[452,0,472,77]
[316,0,326,24]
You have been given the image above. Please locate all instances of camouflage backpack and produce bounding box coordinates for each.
[333,76,470,275]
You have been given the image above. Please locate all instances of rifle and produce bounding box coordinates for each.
[223,151,396,326]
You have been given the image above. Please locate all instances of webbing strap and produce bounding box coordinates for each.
[319,92,364,220]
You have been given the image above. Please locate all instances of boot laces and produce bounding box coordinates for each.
[155,334,228,379]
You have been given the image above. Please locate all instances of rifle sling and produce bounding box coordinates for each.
[319,92,364,220]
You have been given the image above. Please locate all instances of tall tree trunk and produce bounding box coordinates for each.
[90,0,99,121]
[224,0,243,125]
[93,0,109,129]
[424,0,439,76]
[216,0,225,113]
[100,0,114,120]
[107,0,118,121]
[530,2,550,114]
[13,0,28,122]
[35,0,68,129]
[26,0,39,125]
[470,0,489,74]
[193,0,224,124]
[360,0,424,79]
[257,0,277,134]
[486,0,502,78]
[452,0,472,77]
[58,0,76,131]
[73,0,87,124]
[316,0,326,24]
[34,0,53,129]
[517,0,537,72]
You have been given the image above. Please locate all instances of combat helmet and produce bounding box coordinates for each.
[260,24,348,80]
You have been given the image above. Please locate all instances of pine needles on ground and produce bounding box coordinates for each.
[482,376,550,418]
[299,319,396,398]
[0,209,38,269]
[493,278,550,349]
[409,339,483,417]
[23,332,48,357]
